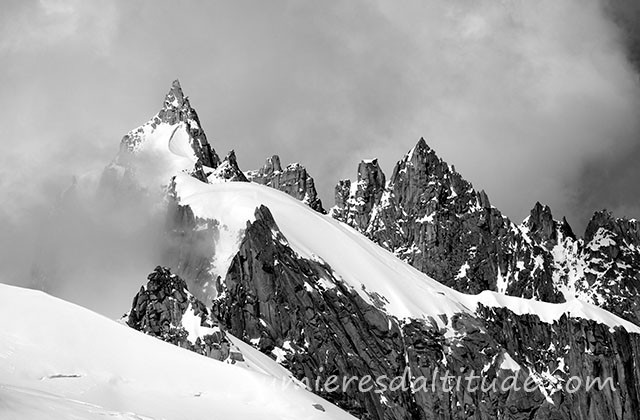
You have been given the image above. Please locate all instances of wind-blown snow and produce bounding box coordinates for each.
[123,121,197,189]
[175,174,640,333]
[0,283,355,420]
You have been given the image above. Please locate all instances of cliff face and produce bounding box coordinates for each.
[203,205,640,420]
[330,139,640,326]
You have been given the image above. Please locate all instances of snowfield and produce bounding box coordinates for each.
[0,283,356,420]
[175,174,640,334]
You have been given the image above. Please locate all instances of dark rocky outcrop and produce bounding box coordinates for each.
[246,155,325,213]
[208,150,249,182]
[125,266,240,362]
[215,205,411,418]
[576,211,640,325]
[331,139,640,325]
[208,204,640,420]
[332,159,386,231]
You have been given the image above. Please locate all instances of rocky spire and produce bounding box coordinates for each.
[331,138,567,303]
[333,179,351,211]
[526,202,556,243]
[389,138,466,208]
[358,159,386,200]
[117,79,221,170]
[159,79,187,115]
[585,209,640,247]
[159,79,220,169]
[209,150,249,182]
[409,136,429,159]
[246,155,325,213]
[261,155,283,175]
[477,189,491,209]
[330,158,387,231]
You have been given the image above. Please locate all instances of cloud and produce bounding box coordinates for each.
[361,0,640,230]
[0,0,118,54]
[1,0,639,314]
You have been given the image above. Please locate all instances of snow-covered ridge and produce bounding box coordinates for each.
[0,283,355,420]
[174,174,640,333]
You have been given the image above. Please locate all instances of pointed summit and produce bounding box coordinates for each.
[415,136,428,150]
[390,137,462,206]
[523,202,576,245]
[108,80,222,192]
[209,150,249,182]
[154,79,220,168]
[162,79,186,110]
[406,137,431,162]
[525,202,555,243]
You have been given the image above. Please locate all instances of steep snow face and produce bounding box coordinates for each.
[174,174,640,333]
[112,120,198,192]
[0,283,355,420]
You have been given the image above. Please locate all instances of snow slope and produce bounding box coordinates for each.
[0,283,355,420]
[116,120,198,190]
[174,174,640,333]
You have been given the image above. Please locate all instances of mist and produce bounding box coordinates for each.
[0,170,171,318]
[1,0,640,316]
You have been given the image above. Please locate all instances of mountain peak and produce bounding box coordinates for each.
[406,137,431,161]
[208,150,249,182]
[525,201,556,243]
[584,209,640,244]
[263,155,283,175]
[416,136,428,149]
[155,80,220,168]
[113,79,221,189]
[531,201,552,217]
[162,79,187,111]
[357,158,384,183]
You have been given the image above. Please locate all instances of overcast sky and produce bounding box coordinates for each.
[1,0,639,230]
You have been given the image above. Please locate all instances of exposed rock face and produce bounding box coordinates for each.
[331,139,640,325]
[331,159,386,231]
[214,205,407,418]
[207,150,249,182]
[574,211,640,324]
[209,204,640,420]
[125,266,240,362]
[246,155,325,213]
